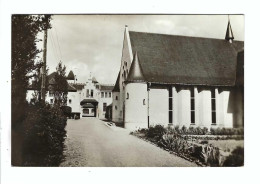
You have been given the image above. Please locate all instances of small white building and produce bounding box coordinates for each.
[112,21,244,130]
[26,71,114,119]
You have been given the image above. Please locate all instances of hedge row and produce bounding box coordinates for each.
[22,102,67,166]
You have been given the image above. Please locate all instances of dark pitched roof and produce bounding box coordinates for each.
[70,83,85,90]
[48,72,56,84]
[235,50,244,86]
[112,72,120,92]
[126,52,146,83]
[100,85,114,91]
[80,99,98,105]
[129,31,244,86]
[68,83,77,92]
[82,103,95,108]
[67,70,75,80]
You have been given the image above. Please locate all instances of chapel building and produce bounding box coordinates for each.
[112,21,244,130]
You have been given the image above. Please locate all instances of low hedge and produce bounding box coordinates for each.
[22,102,67,166]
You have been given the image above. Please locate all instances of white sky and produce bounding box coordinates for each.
[42,15,244,84]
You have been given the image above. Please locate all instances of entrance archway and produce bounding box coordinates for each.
[80,99,98,117]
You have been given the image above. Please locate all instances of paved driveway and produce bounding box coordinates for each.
[60,118,197,167]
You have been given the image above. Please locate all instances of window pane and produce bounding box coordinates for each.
[191,88,194,97]
[212,112,216,124]
[103,103,107,112]
[191,111,195,124]
[211,99,216,110]
[191,99,195,110]
[211,89,215,98]
[169,98,172,110]
[169,111,172,124]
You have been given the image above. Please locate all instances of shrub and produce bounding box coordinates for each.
[201,145,221,166]
[210,127,244,136]
[180,126,188,134]
[146,125,166,140]
[22,102,67,166]
[60,106,72,118]
[223,146,244,167]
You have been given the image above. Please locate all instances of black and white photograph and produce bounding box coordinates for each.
[11,14,244,167]
[1,1,260,183]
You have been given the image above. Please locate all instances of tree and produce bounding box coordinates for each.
[53,61,68,106]
[11,15,51,165]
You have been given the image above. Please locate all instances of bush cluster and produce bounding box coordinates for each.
[223,146,244,166]
[22,102,67,166]
[210,127,244,135]
[146,125,166,141]
[136,124,244,167]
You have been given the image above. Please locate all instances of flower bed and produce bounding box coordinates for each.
[131,125,244,167]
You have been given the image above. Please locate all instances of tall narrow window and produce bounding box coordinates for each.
[109,92,111,98]
[101,92,104,98]
[126,93,129,99]
[211,89,216,124]
[91,89,93,97]
[86,89,89,97]
[169,87,173,124]
[69,99,72,104]
[115,96,118,100]
[103,103,107,112]
[105,92,108,98]
[191,88,195,124]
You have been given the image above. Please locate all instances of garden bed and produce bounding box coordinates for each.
[131,125,244,167]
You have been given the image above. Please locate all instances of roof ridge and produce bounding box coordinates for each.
[129,30,244,42]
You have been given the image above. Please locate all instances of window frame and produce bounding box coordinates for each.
[211,88,216,125]
[103,103,107,112]
[190,88,195,124]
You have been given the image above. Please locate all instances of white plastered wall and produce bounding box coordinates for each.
[118,27,133,123]
[112,92,120,122]
[149,88,168,127]
[125,83,147,130]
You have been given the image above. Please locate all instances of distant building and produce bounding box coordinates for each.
[26,71,114,119]
[112,21,244,130]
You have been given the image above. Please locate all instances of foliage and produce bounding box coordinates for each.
[11,15,52,165]
[22,102,67,166]
[53,61,68,106]
[210,127,244,135]
[60,106,72,117]
[223,146,244,167]
[146,125,166,141]
[200,144,222,166]
[12,15,51,129]
[134,124,244,167]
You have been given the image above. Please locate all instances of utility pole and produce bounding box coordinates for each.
[41,28,48,101]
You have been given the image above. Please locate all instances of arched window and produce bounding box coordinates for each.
[143,99,146,105]
[126,92,129,99]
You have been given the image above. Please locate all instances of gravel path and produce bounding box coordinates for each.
[60,118,197,167]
